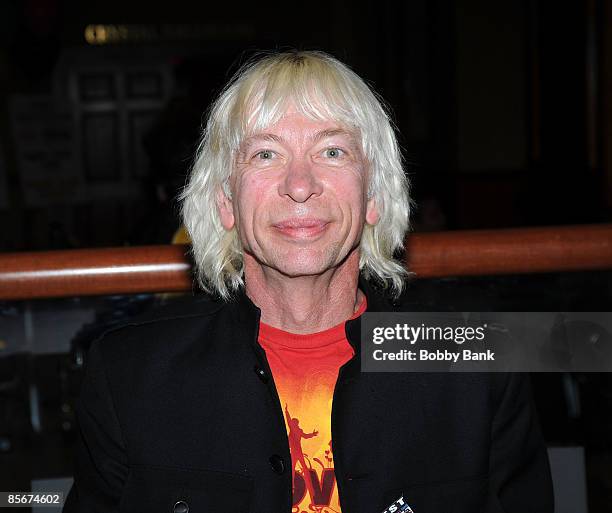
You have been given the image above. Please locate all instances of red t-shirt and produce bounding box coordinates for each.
[258,298,367,513]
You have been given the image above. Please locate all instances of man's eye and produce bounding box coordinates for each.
[255,150,275,160]
[323,147,344,158]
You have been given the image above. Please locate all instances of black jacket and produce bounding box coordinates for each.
[64,279,554,513]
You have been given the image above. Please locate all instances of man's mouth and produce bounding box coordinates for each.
[272,218,330,238]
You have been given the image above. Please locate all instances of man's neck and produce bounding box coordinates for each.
[244,250,364,334]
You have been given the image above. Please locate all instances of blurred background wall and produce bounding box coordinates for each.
[0,0,611,251]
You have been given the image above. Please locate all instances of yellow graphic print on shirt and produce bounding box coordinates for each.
[258,299,365,513]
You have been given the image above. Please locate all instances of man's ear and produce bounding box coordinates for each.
[216,187,235,230]
[366,197,379,225]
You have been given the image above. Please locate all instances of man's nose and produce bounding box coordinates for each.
[278,157,323,202]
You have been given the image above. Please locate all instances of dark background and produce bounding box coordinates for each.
[0,0,611,250]
[1,0,612,511]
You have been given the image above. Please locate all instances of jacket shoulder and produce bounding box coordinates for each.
[89,293,229,361]
[127,293,225,324]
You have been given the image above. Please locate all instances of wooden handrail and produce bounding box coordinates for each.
[1,224,611,300]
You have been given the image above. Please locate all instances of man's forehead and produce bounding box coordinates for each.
[245,126,355,141]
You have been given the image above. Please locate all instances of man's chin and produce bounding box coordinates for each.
[267,251,360,278]
[244,244,357,279]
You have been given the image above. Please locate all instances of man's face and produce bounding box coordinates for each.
[217,107,379,278]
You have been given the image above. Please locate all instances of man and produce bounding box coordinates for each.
[64,51,553,513]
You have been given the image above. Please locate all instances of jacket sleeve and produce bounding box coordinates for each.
[63,338,128,512]
[488,372,554,512]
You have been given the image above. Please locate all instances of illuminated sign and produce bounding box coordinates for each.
[84,24,254,45]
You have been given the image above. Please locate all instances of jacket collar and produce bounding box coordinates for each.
[233,274,397,353]
[345,275,397,353]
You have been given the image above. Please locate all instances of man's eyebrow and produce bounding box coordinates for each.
[311,128,357,144]
[240,128,358,151]
[241,133,283,149]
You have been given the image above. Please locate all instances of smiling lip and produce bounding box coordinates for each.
[273,218,330,238]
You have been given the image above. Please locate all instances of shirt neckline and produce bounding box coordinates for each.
[258,296,367,349]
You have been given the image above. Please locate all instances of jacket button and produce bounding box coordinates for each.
[269,454,285,474]
[173,501,189,513]
[254,364,269,383]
